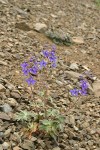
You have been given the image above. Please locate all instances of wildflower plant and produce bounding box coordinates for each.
[70,77,89,96]
[16,44,64,142]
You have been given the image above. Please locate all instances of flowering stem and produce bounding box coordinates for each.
[30,86,40,122]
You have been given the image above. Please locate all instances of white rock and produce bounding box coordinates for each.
[34,23,47,32]
[69,63,79,70]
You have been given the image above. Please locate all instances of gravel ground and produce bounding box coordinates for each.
[0,0,100,150]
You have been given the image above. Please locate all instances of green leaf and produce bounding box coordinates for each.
[15,110,36,122]
[41,119,52,125]
[47,109,59,117]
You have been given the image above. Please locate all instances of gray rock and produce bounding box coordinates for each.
[0,132,4,137]
[2,142,10,149]
[69,63,79,70]
[1,103,12,113]
[34,23,47,32]
[0,84,6,92]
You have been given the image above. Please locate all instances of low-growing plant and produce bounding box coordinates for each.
[95,0,100,7]
[45,30,72,46]
[15,44,65,142]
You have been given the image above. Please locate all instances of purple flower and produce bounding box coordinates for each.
[51,62,57,68]
[21,62,29,76]
[80,80,88,90]
[26,77,36,85]
[42,50,50,58]
[22,68,29,76]
[70,88,79,96]
[30,66,38,75]
[39,60,47,69]
[50,50,56,56]
[49,55,57,62]
[79,89,87,96]
[21,62,28,69]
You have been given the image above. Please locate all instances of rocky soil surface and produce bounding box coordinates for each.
[0,0,100,150]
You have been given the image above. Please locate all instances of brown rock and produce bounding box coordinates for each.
[0,112,11,120]
[72,36,84,44]
[0,84,6,92]
[10,91,21,99]
[15,22,31,31]
[92,80,100,97]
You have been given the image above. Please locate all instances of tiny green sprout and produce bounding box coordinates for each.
[15,110,32,122]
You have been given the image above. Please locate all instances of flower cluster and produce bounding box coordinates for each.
[21,45,57,85]
[70,78,88,96]
[42,45,57,68]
